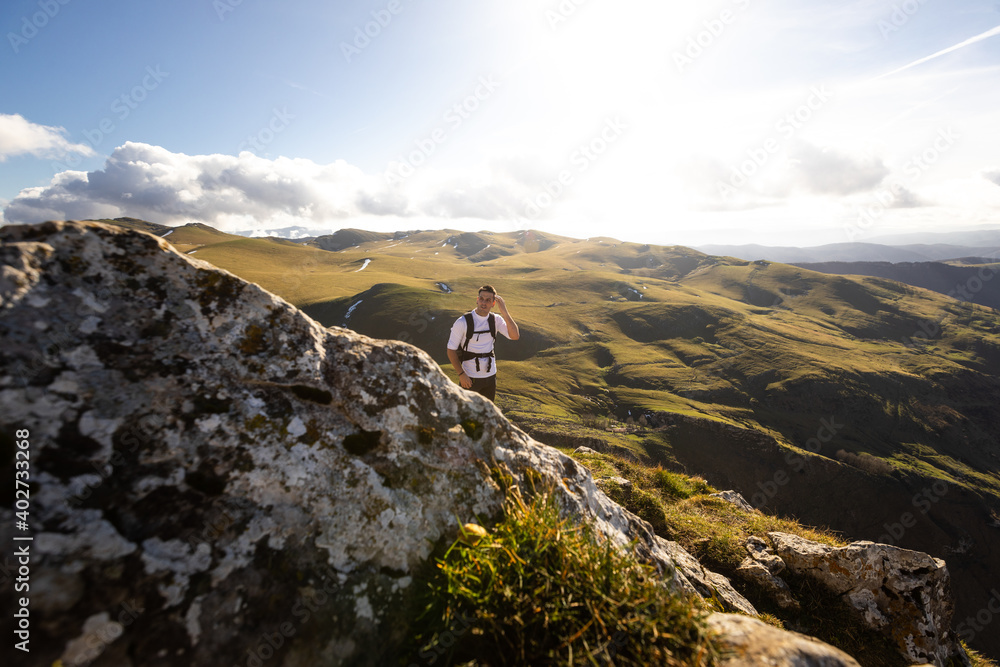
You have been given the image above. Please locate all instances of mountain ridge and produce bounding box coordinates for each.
[696,240,1000,264]
[792,260,1000,311]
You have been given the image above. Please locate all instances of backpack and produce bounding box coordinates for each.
[460,312,496,372]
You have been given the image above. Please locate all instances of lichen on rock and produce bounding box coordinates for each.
[767,531,970,666]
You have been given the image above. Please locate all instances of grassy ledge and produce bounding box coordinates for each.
[562,450,999,667]
[404,485,719,666]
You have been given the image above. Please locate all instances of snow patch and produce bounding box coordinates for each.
[355,259,371,272]
[345,300,363,319]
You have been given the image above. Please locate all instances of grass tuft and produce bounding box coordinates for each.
[653,468,712,500]
[407,488,719,666]
[966,644,1000,667]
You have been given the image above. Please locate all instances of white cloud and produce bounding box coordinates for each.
[786,143,889,196]
[683,141,891,212]
[1,142,530,230]
[0,114,96,162]
[885,185,927,209]
[2,136,996,247]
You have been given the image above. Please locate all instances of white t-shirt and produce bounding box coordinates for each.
[447,311,511,378]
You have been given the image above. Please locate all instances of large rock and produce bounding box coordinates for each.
[736,536,799,611]
[711,490,757,514]
[0,221,758,665]
[768,532,970,666]
[708,614,862,667]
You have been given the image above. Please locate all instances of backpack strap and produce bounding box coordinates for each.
[463,312,475,352]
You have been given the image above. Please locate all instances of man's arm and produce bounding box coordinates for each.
[494,294,519,340]
[447,347,473,389]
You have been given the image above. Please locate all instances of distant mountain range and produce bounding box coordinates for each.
[89,217,1000,264]
[854,228,1000,247]
[695,241,1000,264]
[694,231,1000,311]
[792,260,1000,311]
[302,225,1000,311]
[89,218,1000,311]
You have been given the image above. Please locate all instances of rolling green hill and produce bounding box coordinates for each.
[101,219,1000,659]
[87,216,171,235]
[793,259,1000,311]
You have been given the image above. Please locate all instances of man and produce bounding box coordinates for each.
[446,285,519,401]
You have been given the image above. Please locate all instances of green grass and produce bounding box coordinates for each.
[406,486,719,666]
[653,468,714,500]
[968,646,1000,667]
[563,451,937,666]
[571,450,843,571]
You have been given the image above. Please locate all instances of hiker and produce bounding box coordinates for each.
[446,285,519,401]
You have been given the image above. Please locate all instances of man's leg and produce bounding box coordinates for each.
[468,375,497,401]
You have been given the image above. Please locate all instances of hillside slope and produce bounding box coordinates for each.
[794,260,1000,311]
[100,219,1000,660]
[697,241,1000,263]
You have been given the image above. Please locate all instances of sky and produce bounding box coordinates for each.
[2,0,1000,247]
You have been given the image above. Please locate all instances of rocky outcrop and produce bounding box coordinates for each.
[711,489,758,514]
[0,221,759,665]
[736,536,800,611]
[652,400,1000,661]
[767,532,970,667]
[713,500,971,665]
[708,614,861,666]
[661,539,757,617]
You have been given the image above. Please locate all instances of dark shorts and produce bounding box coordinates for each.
[468,374,497,401]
